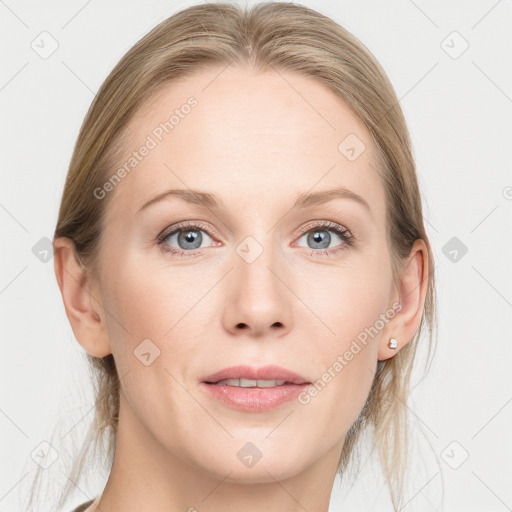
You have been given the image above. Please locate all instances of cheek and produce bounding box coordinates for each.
[294,256,392,346]
[98,261,205,432]
[102,257,200,342]
[292,259,390,430]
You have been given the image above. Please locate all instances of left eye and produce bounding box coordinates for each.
[295,223,353,251]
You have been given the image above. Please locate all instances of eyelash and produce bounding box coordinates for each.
[156,220,355,258]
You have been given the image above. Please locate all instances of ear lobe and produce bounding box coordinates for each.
[53,236,111,358]
[378,239,429,361]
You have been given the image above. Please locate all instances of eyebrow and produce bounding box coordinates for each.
[136,186,372,217]
[293,187,371,215]
[137,189,222,215]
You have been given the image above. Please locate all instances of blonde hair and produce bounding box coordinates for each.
[26,2,437,510]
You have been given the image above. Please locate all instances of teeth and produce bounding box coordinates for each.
[215,378,287,387]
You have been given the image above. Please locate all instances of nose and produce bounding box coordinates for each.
[222,241,293,339]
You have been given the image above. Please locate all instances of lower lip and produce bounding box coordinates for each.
[200,382,310,411]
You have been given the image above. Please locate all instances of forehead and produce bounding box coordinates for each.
[105,65,384,222]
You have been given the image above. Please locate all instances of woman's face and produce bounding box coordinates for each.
[93,65,399,482]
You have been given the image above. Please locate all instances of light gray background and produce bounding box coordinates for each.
[1,1,511,511]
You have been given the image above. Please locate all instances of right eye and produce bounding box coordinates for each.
[157,221,220,256]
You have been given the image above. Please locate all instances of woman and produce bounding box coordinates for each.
[35,2,437,510]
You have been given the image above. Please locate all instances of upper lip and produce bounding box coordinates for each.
[202,365,310,385]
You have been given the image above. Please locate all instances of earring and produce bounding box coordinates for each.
[388,337,398,349]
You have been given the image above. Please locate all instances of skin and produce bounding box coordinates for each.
[54,64,428,512]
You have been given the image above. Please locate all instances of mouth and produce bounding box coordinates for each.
[205,377,298,388]
[200,364,311,412]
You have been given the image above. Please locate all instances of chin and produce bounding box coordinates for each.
[194,448,308,484]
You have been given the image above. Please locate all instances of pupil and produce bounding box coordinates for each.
[308,230,330,249]
[179,230,201,249]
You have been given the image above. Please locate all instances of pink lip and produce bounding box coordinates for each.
[202,364,309,385]
[200,364,311,412]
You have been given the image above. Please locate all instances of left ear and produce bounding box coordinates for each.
[378,238,429,360]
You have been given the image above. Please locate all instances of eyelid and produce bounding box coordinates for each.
[296,219,349,234]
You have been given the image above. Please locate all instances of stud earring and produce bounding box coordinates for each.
[388,337,398,349]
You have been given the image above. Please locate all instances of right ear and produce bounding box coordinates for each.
[53,237,112,358]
